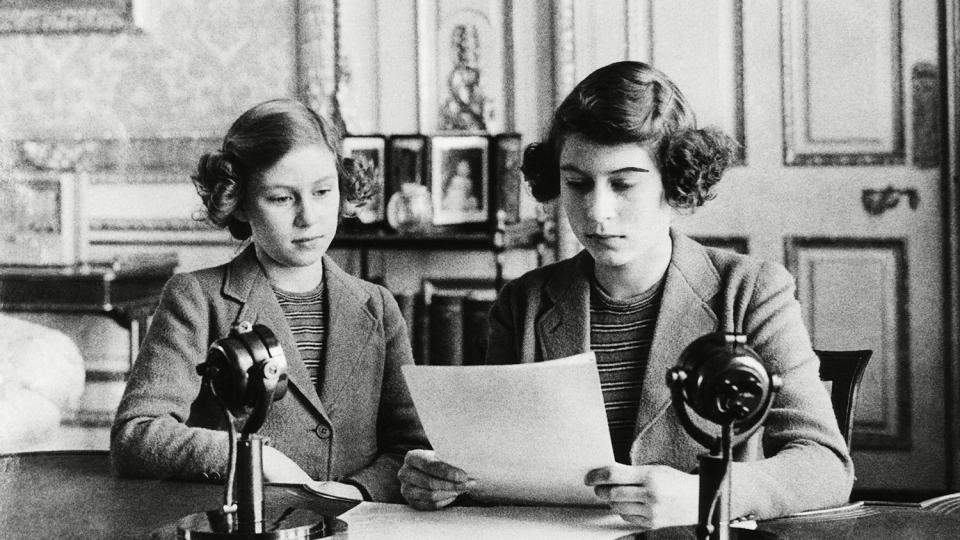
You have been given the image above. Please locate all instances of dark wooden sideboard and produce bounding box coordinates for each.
[0,255,177,427]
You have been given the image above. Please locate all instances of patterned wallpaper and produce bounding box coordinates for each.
[0,0,297,139]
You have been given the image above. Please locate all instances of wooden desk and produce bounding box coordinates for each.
[3,451,959,539]
[0,451,354,538]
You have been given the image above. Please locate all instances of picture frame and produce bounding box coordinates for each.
[429,135,490,226]
[0,0,136,34]
[491,133,522,224]
[0,173,84,265]
[387,134,429,194]
[342,135,387,226]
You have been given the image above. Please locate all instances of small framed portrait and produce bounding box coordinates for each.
[430,135,490,226]
[491,133,522,224]
[342,135,387,225]
[387,134,428,194]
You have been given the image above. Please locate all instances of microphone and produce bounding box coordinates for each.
[199,321,288,435]
[177,321,340,539]
[666,333,782,540]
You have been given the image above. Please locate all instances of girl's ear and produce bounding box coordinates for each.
[233,205,249,223]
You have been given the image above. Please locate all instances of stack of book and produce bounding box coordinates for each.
[393,280,497,366]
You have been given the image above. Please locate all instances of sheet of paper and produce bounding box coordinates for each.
[402,353,616,506]
[337,502,642,540]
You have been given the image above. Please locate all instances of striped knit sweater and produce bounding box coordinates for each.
[272,280,327,395]
[590,278,663,464]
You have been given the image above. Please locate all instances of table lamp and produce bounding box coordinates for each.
[175,321,341,539]
[665,333,782,540]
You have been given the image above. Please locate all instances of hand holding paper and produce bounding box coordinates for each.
[401,352,615,506]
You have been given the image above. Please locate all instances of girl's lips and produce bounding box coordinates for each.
[293,236,325,247]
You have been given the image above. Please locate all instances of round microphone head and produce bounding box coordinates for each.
[672,333,776,427]
[198,322,288,417]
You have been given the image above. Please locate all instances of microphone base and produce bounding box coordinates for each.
[176,508,344,539]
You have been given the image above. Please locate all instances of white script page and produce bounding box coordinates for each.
[402,353,615,506]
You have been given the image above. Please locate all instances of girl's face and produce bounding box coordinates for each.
[559,133,672,272]
[236,144,340,274]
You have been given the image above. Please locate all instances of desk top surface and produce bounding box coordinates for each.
[1,451,958,539]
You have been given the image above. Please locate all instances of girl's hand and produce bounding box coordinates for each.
[585,463,699,529]
[398,449,476,510]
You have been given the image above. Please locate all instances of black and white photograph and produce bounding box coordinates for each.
[492,132,522,224]
[342,135,387,225]
[2,0,960,537]
[387,134,428,192]
[430,135,489,225]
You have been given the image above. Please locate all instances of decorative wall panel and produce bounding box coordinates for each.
[417,0,508,133]
[786,238,910,449]
[0,0,296,139]
[781,0,904,166]
[0,1,336,245]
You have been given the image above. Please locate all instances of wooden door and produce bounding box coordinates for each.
[556,0,947,492]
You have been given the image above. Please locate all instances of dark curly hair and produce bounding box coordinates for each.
[191,98,376,240]
[521,61,736,209]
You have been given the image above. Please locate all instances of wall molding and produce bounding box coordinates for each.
[785,236,911,450]
[780,0,905,166]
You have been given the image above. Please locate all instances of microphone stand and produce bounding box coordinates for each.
[666,332,782,540]
[695,423,734,540]
[174,322,342,539]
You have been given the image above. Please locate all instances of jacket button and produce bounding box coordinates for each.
[315,425,331,439]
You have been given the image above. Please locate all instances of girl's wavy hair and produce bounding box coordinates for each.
[191,98,376,240]
[521,61,737,209]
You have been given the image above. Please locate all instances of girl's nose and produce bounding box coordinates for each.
[294,198,321,227]
[586,183,616,222]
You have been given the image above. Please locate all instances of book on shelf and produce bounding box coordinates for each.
[397,279,498,366]
[427,293,464,366]
[462,290,496,366]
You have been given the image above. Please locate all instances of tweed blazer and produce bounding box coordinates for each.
[111,245,428,502]
[485,230,854,520]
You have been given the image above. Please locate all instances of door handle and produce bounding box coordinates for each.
[862,186,919,216]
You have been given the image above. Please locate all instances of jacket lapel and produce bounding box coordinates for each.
[633,231,721,439]
[317,255,375,417]
[223,245,330,422]
[537,252,592,361]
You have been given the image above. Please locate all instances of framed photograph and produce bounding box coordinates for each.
[430,135,490,225]
[342,135,387,225]
[491,133,522,224]
[387,134,429,194]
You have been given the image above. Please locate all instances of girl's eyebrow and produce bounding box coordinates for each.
[260,174,337,189]
[559,165,650,174]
